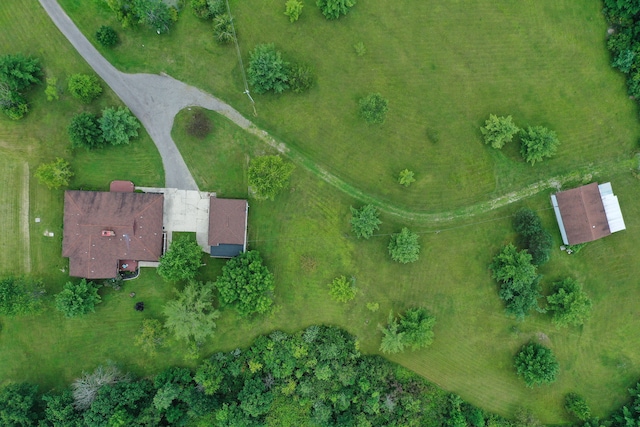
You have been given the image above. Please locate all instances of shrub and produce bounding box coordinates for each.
[213,14,235,44]
[353,41,366,56]
[514,342,559,387]
[0,90,28,120]
[45,77,59,101]
[359,93,389,124]
[379,308,436,354]
[288,63,314,93]
[247,44,290,94]
[388,227,420,263]
[350,204,381,239]
[481,115,519,149]
[187,109,212,138]
[285,0,304,22]
[191,0,212,18]
[35,157,73,190]
[95,26,119,47]
[248,155,295,200]
[67,74,102,103]
[316,0,355,20]
[564,393,591,421]
[55,279,102,318]
[519,126,560,165]
[328,275,357,303]
[398,169,415,187]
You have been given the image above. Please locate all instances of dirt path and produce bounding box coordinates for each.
[39,0,635,224]
[21,162,31,273]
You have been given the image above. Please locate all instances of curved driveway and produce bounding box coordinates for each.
[39,0,253,190]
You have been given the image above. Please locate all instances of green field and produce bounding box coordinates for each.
[2,0,640,424]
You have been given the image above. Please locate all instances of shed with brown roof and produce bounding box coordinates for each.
[62,190,164,278]
[208,197,248,258]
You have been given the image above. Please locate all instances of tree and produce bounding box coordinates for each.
[350,204,381,239]
[379,312,405,354]
[0,89,28,120]
[55,279,102,318]
[163,281,220,343]
[82,380,154,426]
[565,393,591,421]
[547,278,592,328]
[0,54,41,92]
[68,112,105,150]
[481,115,519,149]
[35,157,73,190]
[194,358,225,395]
[247,44,290,94]
[42,389,83,426]
[490,244,541,319]
[99,107,140,146]
[398,169,415,187]
[388,227,420,263]
[238,377,274,418]
[248,155,295,200]
[399,307,436,350]
[514,342,559,387]
[191,0,213,19]
[134,319,167,356]
[328,275,357,303]
[0,382,40,427]
[95,26,119,47]
[316,0,355,20]
[213,14,235,44]
[0,276,45,316]
[358,93,389,124]
[215,250,275,317]
[513,208,552,266]
[157,236,203,282]
[72,364,129,410]
[133,0,173,33]
[519,126,560,165]
[285,0,304,22]
[67,74,102,103]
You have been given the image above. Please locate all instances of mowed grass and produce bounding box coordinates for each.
[60,0,640,213]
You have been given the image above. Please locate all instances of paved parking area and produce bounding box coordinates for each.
[136,187,214,251]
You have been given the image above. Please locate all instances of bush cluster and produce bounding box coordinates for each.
[68,107,140,150]
[513,208,552,266]
[247,43,314,94]
[379,308,436,354]
[106,0,177,34]
[604,2,640,99]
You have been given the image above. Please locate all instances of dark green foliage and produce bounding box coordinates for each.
[547,278,592,327]
[215,250,275,317]
[481,114,520,149]
[513,208,552,266]
[0,54,41,92]
[565,393,591,421]
[288,63,314,93]
[316,0,356,20]
[0,382,40,427]
[358,92,389,124]
[247,44,290,94]
[68,112,105,150]
[191,0,212,19]
[99,107,140,146]
[238,377,273,417]
[248,155,295,200]
[207,0,227,18]
[163,281,220,343]
[82,380,155,426]
[0,277,45,316]
[54,279,102,318]
[42,390,83,426]
[379,308,436,353]
[157,236,203,281]
[388,227,420,263]
[213,14,235,44]
[519,125,560,165]
[0,90,28,120]
[490,244,541,319]
[95,26,119,47]
[67,74,102,103]
[514,342,559,387]
[350,204,381,239]
[132,0,173,33]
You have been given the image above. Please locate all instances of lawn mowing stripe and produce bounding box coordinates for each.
[21,162,31,273]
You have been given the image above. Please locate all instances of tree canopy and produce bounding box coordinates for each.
[0,54,41,92]
[519,125,560,165]
[68,74,103,103]
[316,0,356,20]
[248,155,295,201]
[350,204,381,239]
[388,227,420,263]
[328,275,357,303]
[481,114,519,149]
[546,277,592,328]
[247,44,290,94]
[215,250,275,317]
[514,342,559,387]
[99,107,140,146]
[358,92,389,124]
[157,236,203,282]
[379,308,436,354]
[0,276,45,316]
[163,281,220,343]
[55,279,102,318]
[35,157,74,190]
[0,382,40,427]
[95,26,119,47]
[513,208,552,266]
[68,112,105,150]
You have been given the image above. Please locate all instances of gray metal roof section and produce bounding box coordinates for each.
[551,194,569,245]
[598,182,626,233]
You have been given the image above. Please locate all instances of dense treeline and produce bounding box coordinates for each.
[0,326,516,426]
[603,1,640,99]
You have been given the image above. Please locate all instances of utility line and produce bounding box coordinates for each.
[225,0,257,116]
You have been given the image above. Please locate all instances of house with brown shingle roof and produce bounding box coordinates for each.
[62,184,164,279]
[550,182,626,245]
[208,197,248,258]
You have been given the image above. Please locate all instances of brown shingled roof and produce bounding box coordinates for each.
[63,191,164,279]
[208,198,248,247]
[555,182,610,245]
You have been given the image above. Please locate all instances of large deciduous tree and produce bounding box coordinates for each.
[514,342,559,387]
[0,383,40,426]
[481,114,519,149]
[157,236,203,282]
[35,157,74,190]
[0,54,41,92]
[163,281,220,343]
[547,278,592,328]
[134,318,167,356]
[350,204,381,239]
[55,279,102,318]
[388,227,420,263]
[316,0,355,20]
[68,74,103,103]
[248,155,295,201]
[99,106,140,146]
[68,112,105,150]
[215,250,275,317]
[519,126,559,165]
[247,44,290,94]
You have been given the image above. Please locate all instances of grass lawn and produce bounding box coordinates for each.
[2,0,640,424]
